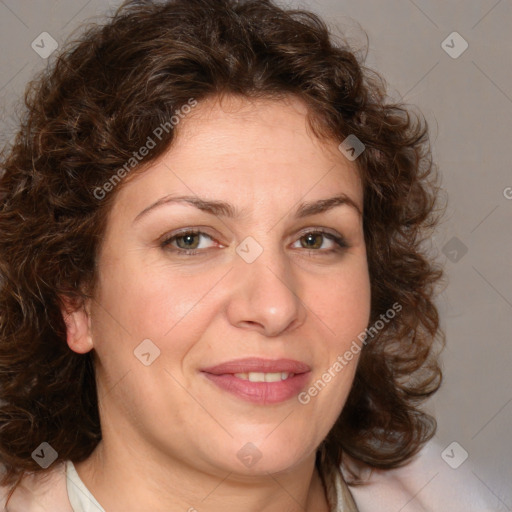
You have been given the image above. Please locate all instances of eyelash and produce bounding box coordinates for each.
[160,228,349,256]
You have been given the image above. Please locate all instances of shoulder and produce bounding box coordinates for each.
[347,440,499,511]
[0,461,72,512]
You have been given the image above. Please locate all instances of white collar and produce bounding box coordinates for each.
[65,460,105,512]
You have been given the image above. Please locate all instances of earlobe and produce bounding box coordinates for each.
[60,297,94,354]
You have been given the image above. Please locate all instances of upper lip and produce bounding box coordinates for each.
[201,358,311,375]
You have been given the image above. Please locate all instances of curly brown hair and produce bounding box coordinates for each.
[0,0,445,492]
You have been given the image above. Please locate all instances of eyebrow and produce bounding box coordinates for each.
[133,193,362,224]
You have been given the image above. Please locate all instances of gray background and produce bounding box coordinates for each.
[0,0,510,508]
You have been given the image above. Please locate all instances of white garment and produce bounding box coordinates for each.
[349,440,502,511]
[65,461,105,512]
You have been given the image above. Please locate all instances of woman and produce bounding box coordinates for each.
[0,0,455,510]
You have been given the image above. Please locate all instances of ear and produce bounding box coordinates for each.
[60,295,94,354]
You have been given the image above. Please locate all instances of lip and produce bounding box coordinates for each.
[201,358,311,405]
[201,357,311,375]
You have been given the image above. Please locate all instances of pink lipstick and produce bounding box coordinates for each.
[201,358,311,405]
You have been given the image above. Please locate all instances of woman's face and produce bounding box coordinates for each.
[72,94,371,476]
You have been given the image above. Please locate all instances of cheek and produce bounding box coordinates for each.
[132,268,225,334]
[99,258,210,330]
[94,263,225,368]
[313,263,371,347]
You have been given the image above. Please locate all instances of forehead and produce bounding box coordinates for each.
[111,94,363,220]
[175,94,352,164]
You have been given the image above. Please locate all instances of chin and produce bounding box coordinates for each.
[217,437,317,477]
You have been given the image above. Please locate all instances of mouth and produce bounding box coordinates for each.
[200,358,311,405]
[231,371,295,382]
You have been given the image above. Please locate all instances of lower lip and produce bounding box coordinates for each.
[202,372,311,405]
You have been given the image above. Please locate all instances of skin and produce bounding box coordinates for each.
[63,93,371,512]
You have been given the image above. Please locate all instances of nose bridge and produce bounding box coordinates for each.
[227,233,306,335]
[236,229,292,283]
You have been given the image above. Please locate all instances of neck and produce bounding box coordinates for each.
[74,435,331,512]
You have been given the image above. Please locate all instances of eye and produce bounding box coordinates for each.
[161,229,217,255]
[292,229,348,254]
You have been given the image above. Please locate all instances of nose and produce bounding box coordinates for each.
[225,245,307,337]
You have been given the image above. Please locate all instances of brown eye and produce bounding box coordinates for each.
[175,233,201,250]
[300,232,324,249]
[161,230,216,254]
[293,230,348,253]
